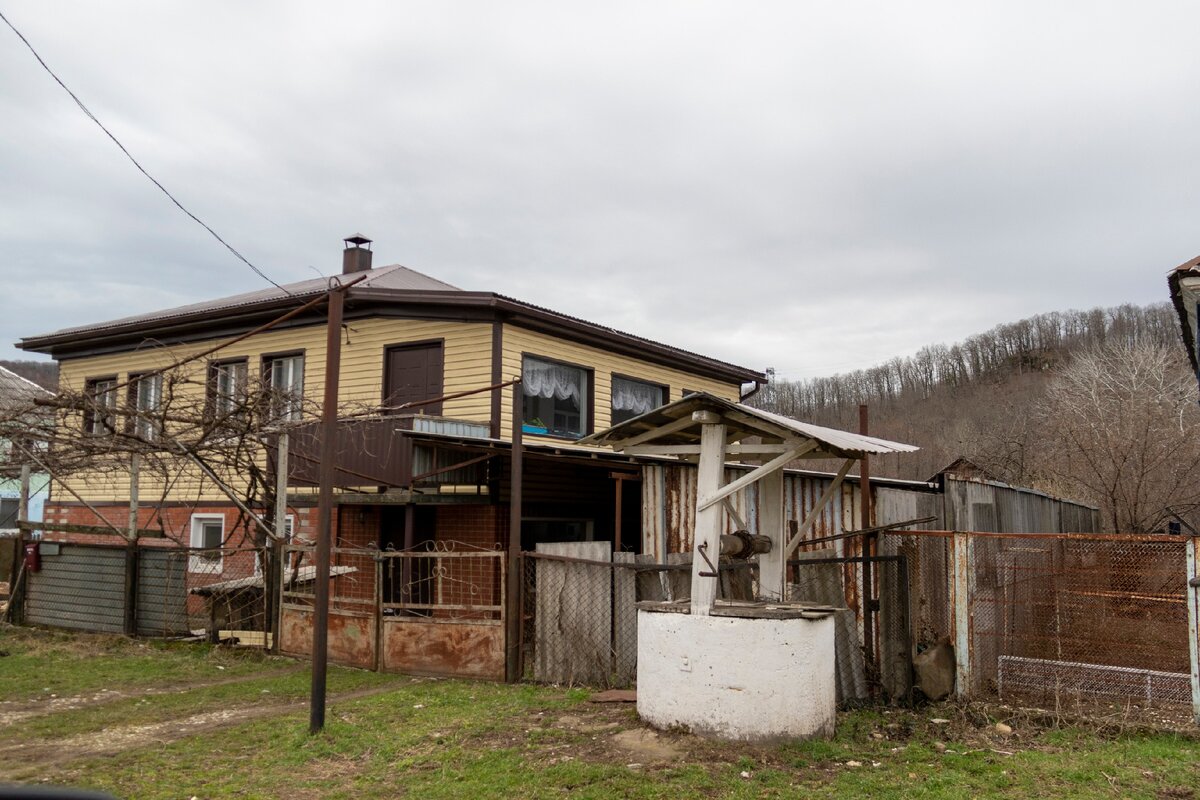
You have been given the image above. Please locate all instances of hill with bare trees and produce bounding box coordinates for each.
[752,303,1200,532]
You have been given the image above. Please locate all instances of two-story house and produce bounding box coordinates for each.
[18,236,765,579]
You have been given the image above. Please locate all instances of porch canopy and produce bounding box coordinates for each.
[581,392,918,613]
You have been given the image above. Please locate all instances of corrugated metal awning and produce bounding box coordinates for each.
[580,392,919,458]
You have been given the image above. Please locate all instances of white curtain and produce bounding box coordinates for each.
[522,360,582,405]
[612,377,662,416]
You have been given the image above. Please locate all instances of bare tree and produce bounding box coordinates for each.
[1032,340,1200,532]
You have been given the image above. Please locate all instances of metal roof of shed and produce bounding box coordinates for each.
[581,392,919,458]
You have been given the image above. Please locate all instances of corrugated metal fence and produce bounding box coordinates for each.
[15,539,271,643]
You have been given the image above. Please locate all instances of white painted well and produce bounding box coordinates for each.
[637,609,836,741]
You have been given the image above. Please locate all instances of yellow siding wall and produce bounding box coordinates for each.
[52,315,745,503]
[55,318,494,502]
[498,324,742,440]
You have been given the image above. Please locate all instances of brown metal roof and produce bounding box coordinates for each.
[19,264,764,384]
[24,264,459,343]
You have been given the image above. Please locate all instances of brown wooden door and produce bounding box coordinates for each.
[384,342,444,414]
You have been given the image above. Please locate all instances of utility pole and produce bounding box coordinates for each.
[310,283,345,734]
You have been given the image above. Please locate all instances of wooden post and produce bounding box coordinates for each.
[128,454,140,540]
[690,411,726,615]
[613,475,623,553]
[270,432,289,652]
[952,532,971,698]
[17,464,30,531]
[505,380,524,681]
[758,468,785,601]
[275,433,289,541]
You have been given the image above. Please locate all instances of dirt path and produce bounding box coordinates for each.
[0,683,404,780]
[0,665,307,728]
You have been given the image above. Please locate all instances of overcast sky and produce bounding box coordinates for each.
[2,2,1197,379]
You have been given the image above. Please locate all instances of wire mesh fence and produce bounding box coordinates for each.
[281,543,378,612]
[520,547,636,687]
[881,530,1197,718]
[967,534,1190,712]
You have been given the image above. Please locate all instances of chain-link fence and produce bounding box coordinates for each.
[882,530,1197,718]
[967,534,1190,711]
[520,545,761,688]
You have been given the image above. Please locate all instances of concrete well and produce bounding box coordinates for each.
[636,607,836,741]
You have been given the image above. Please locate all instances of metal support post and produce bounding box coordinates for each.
[310,285,345,733]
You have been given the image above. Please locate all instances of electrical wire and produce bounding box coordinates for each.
[0,8,291,294]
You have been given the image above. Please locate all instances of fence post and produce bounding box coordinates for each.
[952,532,971,698]
[1187,535,1199,726]
[123,540,138,636]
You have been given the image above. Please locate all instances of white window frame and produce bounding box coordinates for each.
[521,356,589,439]
[265,354,305,422]
[189,513,225,574]
[131,373,163,441]
[210,360,248,419]
[611,375,666,425]
[86,378,117,435]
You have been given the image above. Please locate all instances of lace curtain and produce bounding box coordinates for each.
[522,360,583,405]
[612,377,662,416]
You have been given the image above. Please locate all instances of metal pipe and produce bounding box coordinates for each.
[310,283,345,734]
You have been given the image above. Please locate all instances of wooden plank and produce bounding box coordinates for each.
[691,421,727,614]
[634,553,665,601]
[696,441,817,513]
[665,552,692,602]
[534,541,611,686]
[613,551,636,687]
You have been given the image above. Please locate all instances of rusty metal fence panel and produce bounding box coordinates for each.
[967,534,1190,711]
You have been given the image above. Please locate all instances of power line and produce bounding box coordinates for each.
[0,9,290,294]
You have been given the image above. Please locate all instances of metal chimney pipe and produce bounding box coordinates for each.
[342,233,373,274]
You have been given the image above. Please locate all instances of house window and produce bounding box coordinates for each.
[0,498,18,531]
[84,377,117,435]
[611,376,665,425]
[522,356,589,438]
[189,513,225,573]
[264,354,305,422]
[130,373,163,441]
[208,360,248,422]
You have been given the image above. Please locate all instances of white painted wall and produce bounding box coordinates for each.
[637,610,836,741]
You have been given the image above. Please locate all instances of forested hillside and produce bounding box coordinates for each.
[751,303,1200,532]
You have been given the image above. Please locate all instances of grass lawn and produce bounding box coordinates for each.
[2,625,1198,799]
